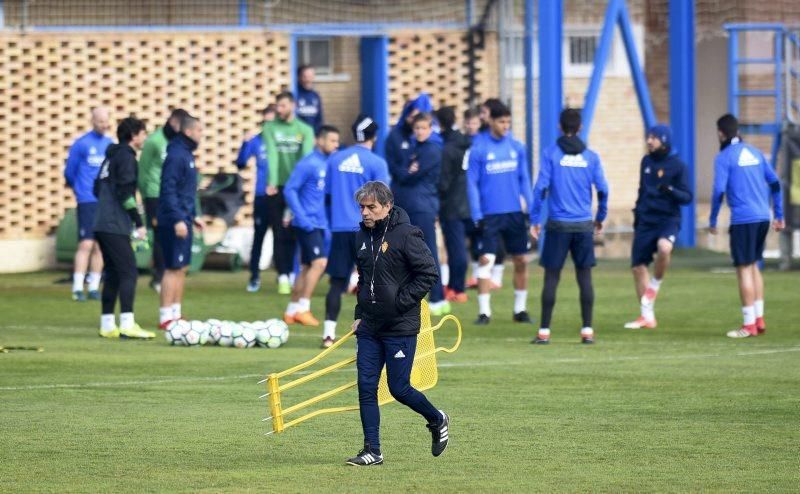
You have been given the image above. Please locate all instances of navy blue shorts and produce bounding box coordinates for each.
[476,212,530,256]
[294,227,326,265]
[157,223,193,270]
[631,218,680,266]
[77,202,98,241]
[326,231,357,279]
[729,221,769,267]
[540,230,596,270]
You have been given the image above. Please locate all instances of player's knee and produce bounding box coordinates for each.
[657,239,673,256]
[312,258,327,270]
[512,255,527,269]
[388,381,412,402]
[477,254,495,279]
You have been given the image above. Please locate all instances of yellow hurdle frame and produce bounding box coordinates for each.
[261,301,462,434]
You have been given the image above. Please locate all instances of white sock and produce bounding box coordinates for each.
[286,301,299,315]
[470,261,479,279]
[538,328,551,338]
[278,274,290,285]
[491,264,505,286]
[73,272,85,292]
[87,272,102,292]
[648,277,662,291]
[289,272,297,286]
[171,303,181,320]
[641,303,655,321]
[478,293,492,317]
[323,320,337,339]
[754,300,764,318]
[100,314,116,331]
[742,305,756,326]
[441,264,450,287]
[581,327,594,337]
[514,290,527,314]
[298,298,311,313]
[119,312,135,330]
[159,307,172,324]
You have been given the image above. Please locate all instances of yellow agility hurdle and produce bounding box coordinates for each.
[261,300,462,434]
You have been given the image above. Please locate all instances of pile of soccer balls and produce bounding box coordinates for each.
[164,319,289,349]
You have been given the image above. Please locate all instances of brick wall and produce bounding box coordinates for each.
[313,37,362,146]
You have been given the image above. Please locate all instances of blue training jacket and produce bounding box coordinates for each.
[634,149,692,221]
[235,134,269,198]
[64,130,113,204]
[157,133,199,226]
[530,136,609,225]
[466,131,533,221]
[284,149,328,231]
[385,93,442,176]
[325,145,391,232]
[296,86,324,133]
[390,137,442,215]
[710,138,783,227]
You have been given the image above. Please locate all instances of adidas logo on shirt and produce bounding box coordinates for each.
[360,242,366,251]
[560,154,589,168]
[338,154,365,174]
[394,350,406,359]
[737,148,760,167]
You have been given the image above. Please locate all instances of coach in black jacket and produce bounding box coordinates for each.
[345,181,450,467]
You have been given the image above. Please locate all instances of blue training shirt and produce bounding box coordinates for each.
[284,149,328,231]
[709,139,783,227]
[64,130,113,204]
[296,86,324,133]
[325,145,391,232]
[466,131,533,221]
[530,142,609,224]
[235,134,269,198]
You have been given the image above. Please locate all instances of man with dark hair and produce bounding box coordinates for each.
[138,108,190,293]
[237,104,276,292]
[262,91,316,294]
[283,125,340,327]
[624,124,693,329]
[467,101,534,326]
[94,117,155,340]
[156,114,203,329]
[64,106,113,301]
[390,112,448,316]
[530,108,608,344]
[437,106,472,304]
[710,114,784,338]
[346,181,449,467]
[323,114,390,348]
[463,108,481,137]
[295,65,324,133]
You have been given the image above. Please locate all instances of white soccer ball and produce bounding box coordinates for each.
[206,319,223,345]
[181,320,207,347]
[258,319,288,349]
[164,320,190,346]
[232,325,257,349]
[217,321,236,347]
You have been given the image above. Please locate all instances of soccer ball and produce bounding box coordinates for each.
[217,321,236,347]
[206,319,223,345]
[164,320,190,346]
[257,319,289,349]
[232,325,257,349]
[181,320,208,346]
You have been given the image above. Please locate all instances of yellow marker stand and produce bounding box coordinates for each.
[261,300,462,434]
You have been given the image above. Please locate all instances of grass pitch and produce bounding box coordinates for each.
[1,250,799,493]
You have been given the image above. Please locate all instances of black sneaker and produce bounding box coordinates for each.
[427,410,449,457]
[345,445,383,466]
[513,311,534,324]
[531,336,550,345]
[474,314,491,325]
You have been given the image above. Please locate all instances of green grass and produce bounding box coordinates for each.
[1,250,799,493]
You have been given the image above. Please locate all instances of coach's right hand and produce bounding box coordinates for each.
[175,221,189,239]
[530,224,541,240]
[352,319,361,333]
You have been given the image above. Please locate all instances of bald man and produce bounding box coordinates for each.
[64,107,114,301]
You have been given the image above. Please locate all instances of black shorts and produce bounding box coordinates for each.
[631,218,680,266]
[326,231,358,279]
[729,221,769,267]
[540,230,595,270]
[157,223,193,269]
[294,227,326,265]
[476,212,530,256]
[77,202,99,241]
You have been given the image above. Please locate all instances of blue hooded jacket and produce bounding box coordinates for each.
[157,133,199,226]
[391,136,442,215]
[235,134,269,197]
[385,93,442,176]
[296,85,324,132]
[284,148,328,231]
[64,130,113,204]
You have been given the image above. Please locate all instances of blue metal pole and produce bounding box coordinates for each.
[728,29,738,115]
[617,0,657,130]
[238,0,248,27]
[524,0,535,167]
[669,0,696,247]
[289,33,298,95]
[581,0,620,141]
[537,0,562,245]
